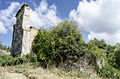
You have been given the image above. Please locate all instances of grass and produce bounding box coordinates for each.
[0,49,109,79]
[0,49,108,79]
[0,63,106,79]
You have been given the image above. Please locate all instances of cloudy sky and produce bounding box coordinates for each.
[0,0,120,46]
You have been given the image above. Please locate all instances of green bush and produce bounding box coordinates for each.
[30,54,38,63]
[0,56,13,66]
[32,20,86,66]
[32,29,55,65]
[99,64,120,79]
[0,54,38,66]
[51,20,85,62]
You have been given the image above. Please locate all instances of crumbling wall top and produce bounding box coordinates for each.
[15,3,29,17]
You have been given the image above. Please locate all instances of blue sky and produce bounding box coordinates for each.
[0,0,120,46]
[0,0,87,46]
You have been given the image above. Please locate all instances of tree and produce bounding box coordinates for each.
[50,20,85,64]
[87,38,107,50]
[32,29,55,65]
[32,20,85,66]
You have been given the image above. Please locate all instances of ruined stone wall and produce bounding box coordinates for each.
[11,10,24,56]
[29,26,38,52]
[11,3,38,56]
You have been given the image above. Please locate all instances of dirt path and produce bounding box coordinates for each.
[0,72,28,79]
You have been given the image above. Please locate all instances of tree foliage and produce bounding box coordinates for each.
[32,29,55,65]
[32,20,86,66]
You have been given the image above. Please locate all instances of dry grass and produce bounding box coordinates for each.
[0,63,105,79]
[0,49,9,57]
[0,50,106,79]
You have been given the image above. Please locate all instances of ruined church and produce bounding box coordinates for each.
[11,3,38,56]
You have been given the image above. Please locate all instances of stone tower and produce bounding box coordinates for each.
[11,3,38,56]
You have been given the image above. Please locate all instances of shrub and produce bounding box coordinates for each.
[99,64,120,79]
[0,54,38,66]
[32,20,86,66]
[30,54,38,63]
[32,29,55,65]
[0,56,14,66]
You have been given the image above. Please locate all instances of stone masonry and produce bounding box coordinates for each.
[11,3,38,56]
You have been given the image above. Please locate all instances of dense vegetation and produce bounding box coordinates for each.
[32,20,86,66]
[1,20,120,78]
[0,54,38,66]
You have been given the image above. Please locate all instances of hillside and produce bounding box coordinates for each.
[0,49,103,79]
[0,49,104,79]
[0,63,103,79]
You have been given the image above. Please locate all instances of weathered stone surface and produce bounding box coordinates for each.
[11,3,38,56]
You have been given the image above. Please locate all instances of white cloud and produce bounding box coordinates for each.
[30,0,61,29]
[0,22,7,34]
[0,2,20,34]
[69,0,120,45]
[0,0,61,34]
